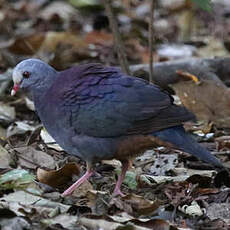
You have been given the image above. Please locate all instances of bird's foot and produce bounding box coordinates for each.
[112,160,130,197]
[113,188,126,197]
[62,170,94,196]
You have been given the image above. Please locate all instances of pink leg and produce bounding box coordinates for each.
[113,161,130,197]
[62,168,94,196]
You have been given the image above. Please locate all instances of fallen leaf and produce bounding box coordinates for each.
[207,203,230,224]
[102,159,122,167]
[37,162,80,188]
[178,201,205,217]
[69,0,101,8]
[214,170,230,188]
[0,169,35,190]
[0,216,31,230]
[197,219,229,230]
[173,168,216,178]
[157,44,196,60]
[79,215,124,230]
[149,154,178,175]
[0,126,7,140]
[39,31,87,54]
[136,150,155,162]
[193,187,219,197]
[122,194,162,217]
[79,214,150,230]
[186,174,212,188]
[15,146,55,169]
[6,121,36,138]
[39,1,78,21]
[86,190,110,215]
[0,102,15,125]
[8,33,45,55]
[130,218,171,230]
[164,181,195,206]
[111,194,162,217]
[85,30,113,45]
[108,212,134,223]
[141,174,189,184]
[72,179,93,198]
[38,31,90,69]
[40,128,63,151]
[41,214,78,230]
[0,144,12,168]
[215,135,230,150]
[116,169,137,190]
[197,37,229,58]
[0,190,70,215]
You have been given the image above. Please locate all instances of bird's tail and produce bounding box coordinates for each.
[152,126,223,168]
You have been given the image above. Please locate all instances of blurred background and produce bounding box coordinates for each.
[0,0,229,71]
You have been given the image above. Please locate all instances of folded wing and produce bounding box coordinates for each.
[48,63,195,138]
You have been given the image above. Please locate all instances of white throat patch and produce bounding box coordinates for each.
[12,70,23,84]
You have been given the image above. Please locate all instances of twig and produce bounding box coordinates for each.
[103,0,130,75]
[149,0,155,83]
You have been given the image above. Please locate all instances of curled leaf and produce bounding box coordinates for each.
[37,162,80,189]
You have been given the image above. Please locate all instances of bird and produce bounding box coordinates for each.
[11,59,223,196]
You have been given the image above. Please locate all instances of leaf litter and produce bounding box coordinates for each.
[0,0,230,229]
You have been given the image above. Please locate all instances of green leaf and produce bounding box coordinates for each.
[69,0,100,8]
[191,0,212,12]
[116,169,137,190]
[0,169,35,190]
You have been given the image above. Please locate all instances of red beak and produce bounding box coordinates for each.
[11,84,20,96]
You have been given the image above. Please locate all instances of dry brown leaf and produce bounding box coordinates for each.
[215,136,230,150]
[39,31,87,53]
[38,31,90,69]
[8,33,45,55]
[164,181,195,206]
[172,80,230,128]
[85,30,113,45]
[126,39,151,64]
[122,194,162,216]
[193,188,219,197]
[111,194,162,217]
[72,180,94,198]
[85,190,110,215]
[37,162,80,188]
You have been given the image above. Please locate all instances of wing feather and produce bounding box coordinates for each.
[48,63,194,137]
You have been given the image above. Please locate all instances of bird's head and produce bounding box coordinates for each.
[11,59,57,96]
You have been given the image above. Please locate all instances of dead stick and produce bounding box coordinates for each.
[149,0,155,83]
[103,0,130,75]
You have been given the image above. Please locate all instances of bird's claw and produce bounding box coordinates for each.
[113,189,126,197]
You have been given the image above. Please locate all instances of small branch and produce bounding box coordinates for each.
[149,0,155,83]
[103,0,130,75]
[130,57,228,88]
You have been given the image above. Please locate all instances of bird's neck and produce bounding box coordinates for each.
[32,69,58,106]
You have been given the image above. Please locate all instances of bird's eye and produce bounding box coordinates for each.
[22,71,30,78]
